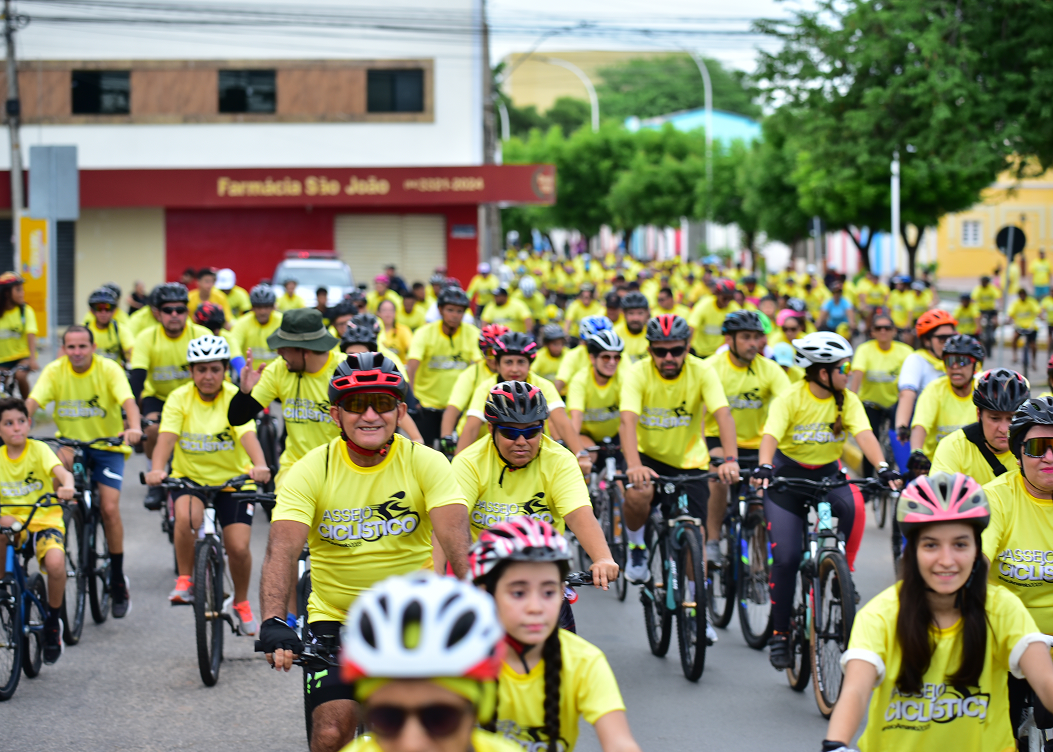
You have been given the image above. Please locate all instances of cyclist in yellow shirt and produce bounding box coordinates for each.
[886,275,914,338]
[375,299,413,362]
[216,268,251,319]
[466,263,500,310]
[612,291,650,365]
[86,287,134,367]
[0,272,38,398]
[564,284,605,337]
[894,309,958,445]
[655,286,691,318]
[276,279,306,312]
[231,285,284,371]
[953,291,979,336]
[145,335,271,630]
[193,302,246,381]
[187,267,234,327]
[568,330,624,448]
[439,324,505,454]
[27,324,142,618]
[1008,286,1041,369]
[396,290,426,332]
[687,279,740,357]
[512,276,546,325]
[480,287,532,333]
[554,316,611,394]
[365,275,401,315]
[533,325,566,384]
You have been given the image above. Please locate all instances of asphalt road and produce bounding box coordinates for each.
[0,444,898,751]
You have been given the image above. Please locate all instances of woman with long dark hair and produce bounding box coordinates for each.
[823,472,1053,751]
[0,272,38,397]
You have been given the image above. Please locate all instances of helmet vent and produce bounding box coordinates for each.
[360,612,377,648]
[401,601,423,649]
[447,611,476,648]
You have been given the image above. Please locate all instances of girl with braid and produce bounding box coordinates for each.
[468,517,641,752]
[751,332,901,672]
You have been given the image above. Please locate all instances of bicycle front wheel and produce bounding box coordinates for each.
[676,527,708,681]
[297,570,314,745]
[62,503,87,645]
[194,538,225,686]
[707,515,735,629]
[786,570,811,692]
[0,576,23,700]
[22,573,46,678]
[257,418,280,496]
[86,509,111,624]
[810,552,856,718]
[640,519,671,657]
[608,484,628,602]
[737,511,773,649]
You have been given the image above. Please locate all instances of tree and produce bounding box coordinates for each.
[544,97,591,135]
[700,139,763,270]
[596,55,761,122]
[606,128,705,229]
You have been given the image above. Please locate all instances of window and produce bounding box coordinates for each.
[961,219,982,247]
[367,69,424,113]
[218,70,276,114]
[71,71,130,114]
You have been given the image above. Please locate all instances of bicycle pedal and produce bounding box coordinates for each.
[681,601,697,608]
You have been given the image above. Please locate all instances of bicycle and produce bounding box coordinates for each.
[979,309,998,358]
[768,473,885,718]
[862,401,896,529]
[255,405,282,496]
[142,473,274,686]
[0,493,69,701]
[1016,327,1038,374]
[1018,692,1053,752]
[617,472,712,682]
[0,364,30,399]
[254,638,340,749]
[584,439,627,601]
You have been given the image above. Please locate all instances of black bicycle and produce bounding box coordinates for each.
[862,401,896,529]
[256,406,282,496]
[0,364,29,399]
[584,439,627,601]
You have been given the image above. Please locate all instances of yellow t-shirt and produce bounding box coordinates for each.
[250,351,341,467]
[846,582,1040,752]
[496,630,625,752]
[465,372,565,425]
[341,730,520,752]
[513,291,547,322]
[130,322,212,400]
[1041,296,1053,326]
[467,273,500,307]
[0,440,62,530]
[555,346,589,388]
[973,284,1001,312]
[188,288,234,324]
[365,289,401,314]
[406,322,482,409]
[567,369,622,443]
[858,280,890,308]
[0,304,37,362]
[453,435,591,537]
[764,380,870,466]
[88,318,135,366]
[953,304,979,336]
[379,323,414,362]
[29,355,134,455]
[231,311,283,371]
[911,377,977,459]
[687,299,740,356]
[1033,259,1051,287]
[701,352,791,449]
[126,305,156,338]
[276,293,305,312]
[983,471,1053,634]
[159,381,255,487]
[620,355,729,470]
[886,289,914,329]
[273,435,468,621]
[931,427,1017,486]
[612,322,649,365]
[224,286,252,318]
[1008,298,1041,330]
[533,347,564,386]
[480,299,532,333]
[396,303,427,332]
[446,360,496,434]
[564,300,605,337]
[851,340,914,409]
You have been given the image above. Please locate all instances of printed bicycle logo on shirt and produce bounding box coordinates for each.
[728,390,764,411]
[152,364,191,382]
[496,719,569,752]
[639,403,692,429]
[426,354,470,371]
[0,471,45,498]
[792,422,845,444]
[883,683,990,725]
[179,429,236,453]
[582,404,619,423]
[471,492,553,530]
[283,397,334,425]
[865,368,901,383]
[996,548,1053,583]
[317,493,422,546]
[55,396,107,419]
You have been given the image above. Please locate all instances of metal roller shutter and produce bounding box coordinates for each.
[57,221,75,325]
[334,214,445,288]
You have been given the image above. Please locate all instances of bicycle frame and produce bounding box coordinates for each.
[1,496,66,650]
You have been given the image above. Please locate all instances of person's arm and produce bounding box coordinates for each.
[229,389,265,426]
[712,405,740,484]
[909,425,927,453]
[145,432,178,485]
[429,504,471,578]
[25,397,40,418]
[570,409,584,435]
[593,711,642,752]
[456,415,483,454]
[405,359,420,390]
[121,397,143,445]
[564,506,617,589]
[239,432,272,485]
[440,405,461,437]
[399,412,424,443]
[27,333,37,370]
[817,308,829,330]
[825,659,878,747]
[259,519,310,670]
[894,389,917,441]
[848,370,863,394]
[50,463,75,500]
[129,369,147,401]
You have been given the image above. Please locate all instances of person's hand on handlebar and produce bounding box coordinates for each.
[144,469,168,486]
[259,617,303,672]
[895,425,911,443]
[56,486,75,501]
[716,458,740,485]
[589,557,619,590]
[626,464,658,487]
[576,451,594,478]
[122,427,143,446]
[877,465,903,490]
[249,465,272,485]
[750,464,774,489]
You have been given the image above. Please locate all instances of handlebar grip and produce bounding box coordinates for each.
[140,472,146,485]
[254,640,264,653]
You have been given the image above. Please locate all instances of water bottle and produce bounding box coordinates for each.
[818,501,833,531]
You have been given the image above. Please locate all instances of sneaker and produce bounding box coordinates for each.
[706,540,722,568]
[625,544,649,584]
[144,486,165,511]
[705,620,719,646]
[169,575,193,605]
[43,617,64,664]
[769,631,792,670]
[111,575,132,619]
[233,600,258,636]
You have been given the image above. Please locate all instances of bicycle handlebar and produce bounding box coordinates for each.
[0,493,69,534]
[565,571,594,587]
[45,436,125,449]
[252,641,338,669]
[139,473,253,493]
[770,475,886,494]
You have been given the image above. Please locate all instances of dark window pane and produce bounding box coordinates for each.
[56,222,75,326]
[219,70,276,114]
[367,69,423,113]
[71,71,130,115]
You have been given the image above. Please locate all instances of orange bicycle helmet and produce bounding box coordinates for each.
[915,309,957,338]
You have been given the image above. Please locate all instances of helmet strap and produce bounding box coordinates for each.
[491,429,531,486]
[341,429,394,458]
[503,633,536,674]
[955,557,981,609]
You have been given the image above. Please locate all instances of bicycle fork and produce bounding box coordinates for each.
[200,508,237,632]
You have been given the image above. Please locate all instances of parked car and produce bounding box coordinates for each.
[269,250,355,308]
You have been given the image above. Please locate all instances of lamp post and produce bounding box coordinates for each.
[535,56,599,132]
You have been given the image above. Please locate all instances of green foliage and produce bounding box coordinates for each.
[737,111,811,247]
[545,97,592,135]
[596,55,761,122]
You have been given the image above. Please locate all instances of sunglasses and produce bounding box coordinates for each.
[339,392,400,415]
[944,355,976,368]
[596,353,621,363]
[495,424,543,441]
[1022,437,1053,459]
[91,304,115,313]
[160,306,188,315]
[931,333,955,343]
[836,362,852,376]
[872,324,894,331]
[651,346,686,359]
[367,703,469,739]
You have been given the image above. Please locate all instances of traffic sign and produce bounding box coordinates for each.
[996,224,1026,258]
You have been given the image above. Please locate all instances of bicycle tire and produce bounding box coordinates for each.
[640,518,671,657]
[810,552,856,718]
[86,509,111,624]
[786,570,811,692]
[257,418,280,495]
[0,577,23,700]
[61,503,87,645]
[737,511,773,649]
[877,490,889,529]
[608,484,628,602]
[676,527,708,681]
[194,538,225,686]
[23,573,46,678]
[707,515,735,629]
[297,571,313,746]
[891,517,905,577]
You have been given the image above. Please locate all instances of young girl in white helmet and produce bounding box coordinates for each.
[468,516,641,752]
[751,331,901,671]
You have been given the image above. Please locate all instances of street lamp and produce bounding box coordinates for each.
[534,56,599,133]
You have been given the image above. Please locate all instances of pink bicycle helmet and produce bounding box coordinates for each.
[896,471,990,535]
[776,309,805,328]
[468,517,571,582]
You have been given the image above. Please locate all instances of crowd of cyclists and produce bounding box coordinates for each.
[4,247,1053,751]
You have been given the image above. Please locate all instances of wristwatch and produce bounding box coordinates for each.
[576,450,591,459]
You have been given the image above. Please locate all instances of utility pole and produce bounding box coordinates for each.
[479,0,501,263]
[890,151,900,274]
[3,0,22,272]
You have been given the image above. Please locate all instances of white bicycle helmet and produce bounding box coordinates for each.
[584,329,625,353]
[340,573,504,682]
[518,276,537,297]
[186,335,231,363]
[791,331,853,368]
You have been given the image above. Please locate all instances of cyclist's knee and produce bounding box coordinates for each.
[311,701,356,752]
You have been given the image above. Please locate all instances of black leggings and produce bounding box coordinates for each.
[1009,674,1053,751]
[862,402,895,477]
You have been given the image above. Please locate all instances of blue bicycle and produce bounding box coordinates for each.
[0,493,69,701]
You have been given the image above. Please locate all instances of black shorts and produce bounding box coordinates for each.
[179,489,255,527]
[639,453,709,522]
[703,437,760,464]
[141,395,165,416]
[303,620,353,714]
[0,358,24,369]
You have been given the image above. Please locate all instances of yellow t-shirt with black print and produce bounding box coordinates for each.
[130,322,212,401]
[930,427,1017,486]
[88,319,135,365]
[0,439,62,530]
[231,311,283,371]
[701,352,790,449]
[567,369,622,443]
[763,380,870,466]
[911,376,976,460]
[406,321,482,409]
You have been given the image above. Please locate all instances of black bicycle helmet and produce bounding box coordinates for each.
[329,299,358,321]
[193,302,226,330]
[101,282,121,300]
[605,290,621,309]
[350,313,381,336]
[484,380,550,424]
[539,324,567,344]
[492,331,538,361]
[1009,396,1053,458]
[620,291,649,311]
[721,310,765,335]
[974,368,1030,413]
[250,284,276,307]
[88,287,119,308]
[437,286,470,308]
[646,314,691,342]
[329,352,408,404]
[943,334,985,361]
[341,324,379,350]
[154,282,189,305]
[786,298,807,314]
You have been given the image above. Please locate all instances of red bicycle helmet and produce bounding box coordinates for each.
[468,517,571,582]
[713,278,737,295]
[492,331,538,362]
[479,324,510,353]
[329,352,408,404]
[896,472,989,535]
[193,301,226,330]
[646,313,690,342]
[915,309,958,338]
